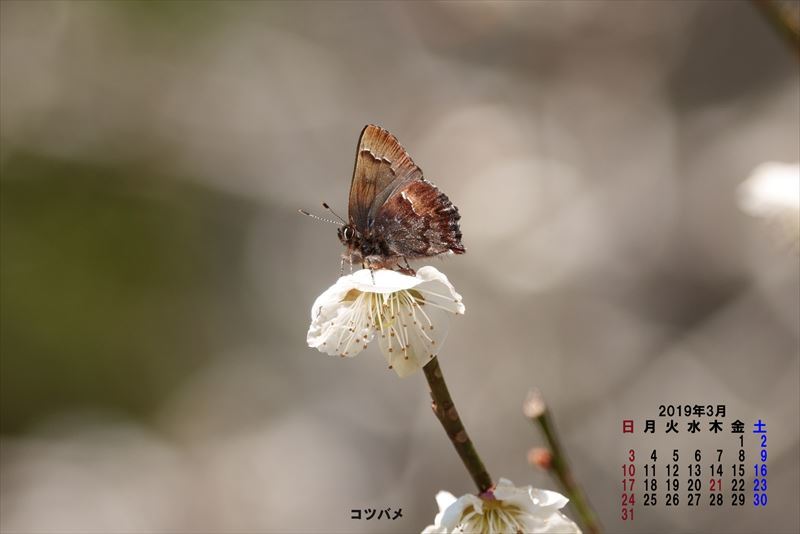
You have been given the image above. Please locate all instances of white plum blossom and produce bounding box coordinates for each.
[738,162,800,218]
[422,478,581,534]
[307,266,464,378]
[738,161,800,242]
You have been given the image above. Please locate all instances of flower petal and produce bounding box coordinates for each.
[416,266,465,315]
[377,291,454,377]
[308,274,355,322]
[529,488,570,514]
[377,270,463,377]
[348,268,422,293]
[440,494,482,530]
[435,491,458,514]
[494,478,572,517]
[307,277,374,358]
[738,162,800,217]
[421,491,459,533]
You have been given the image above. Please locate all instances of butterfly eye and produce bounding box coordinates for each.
[343,227,353,240]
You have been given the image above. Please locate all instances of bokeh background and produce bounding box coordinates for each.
[1,1,798,533]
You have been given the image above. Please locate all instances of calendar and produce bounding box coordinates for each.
[616,404,774,531]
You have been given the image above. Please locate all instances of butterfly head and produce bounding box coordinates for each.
[337,225,360,247]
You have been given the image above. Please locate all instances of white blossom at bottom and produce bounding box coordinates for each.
[307,266,464,378]
[422,478,581,534]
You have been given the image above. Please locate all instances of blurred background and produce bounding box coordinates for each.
[1,1,798,533]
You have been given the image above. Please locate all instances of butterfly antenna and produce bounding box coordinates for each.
[322,202,347,224]
[298,209,342,226]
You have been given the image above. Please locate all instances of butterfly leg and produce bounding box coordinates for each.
[395,257,416,276]
[362,259,376,285]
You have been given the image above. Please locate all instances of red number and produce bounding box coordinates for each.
[622,464,635,477]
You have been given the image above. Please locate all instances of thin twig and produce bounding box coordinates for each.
[423,357,493,494]
[526,392,602,534]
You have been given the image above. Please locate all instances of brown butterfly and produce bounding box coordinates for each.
[331,125,464,273]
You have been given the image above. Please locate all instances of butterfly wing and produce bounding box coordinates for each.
[372,179,465,260]
[348,125,422,231]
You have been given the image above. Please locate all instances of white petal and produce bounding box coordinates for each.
[492,479,580,534]
[308,275,356,321]
[440,494,483,530]
[738,162,800,217]
[492,477,517,495]
[529,488,570,513]
[421,491,459,533]
[383,348,422,378]
[377,292,452,377]
[377,269,464,377]
[492,478,570,514]
[378,304,450,378]
[307,278,374,358]
[416,266,466,314]
[435,491,458,514]
[348,268,422,293]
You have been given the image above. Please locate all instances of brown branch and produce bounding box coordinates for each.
[423,357,493,494]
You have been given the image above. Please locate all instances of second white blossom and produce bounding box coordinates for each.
[423,478,581,534]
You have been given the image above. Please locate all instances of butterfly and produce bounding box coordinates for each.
[334,125,465,273]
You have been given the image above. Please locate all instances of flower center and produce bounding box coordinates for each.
[334,288,436,361]
[461,501,526,534]
[373,289,436,360]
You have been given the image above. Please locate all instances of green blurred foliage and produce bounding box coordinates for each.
[103,0,230,31]
[0,153,256,433]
